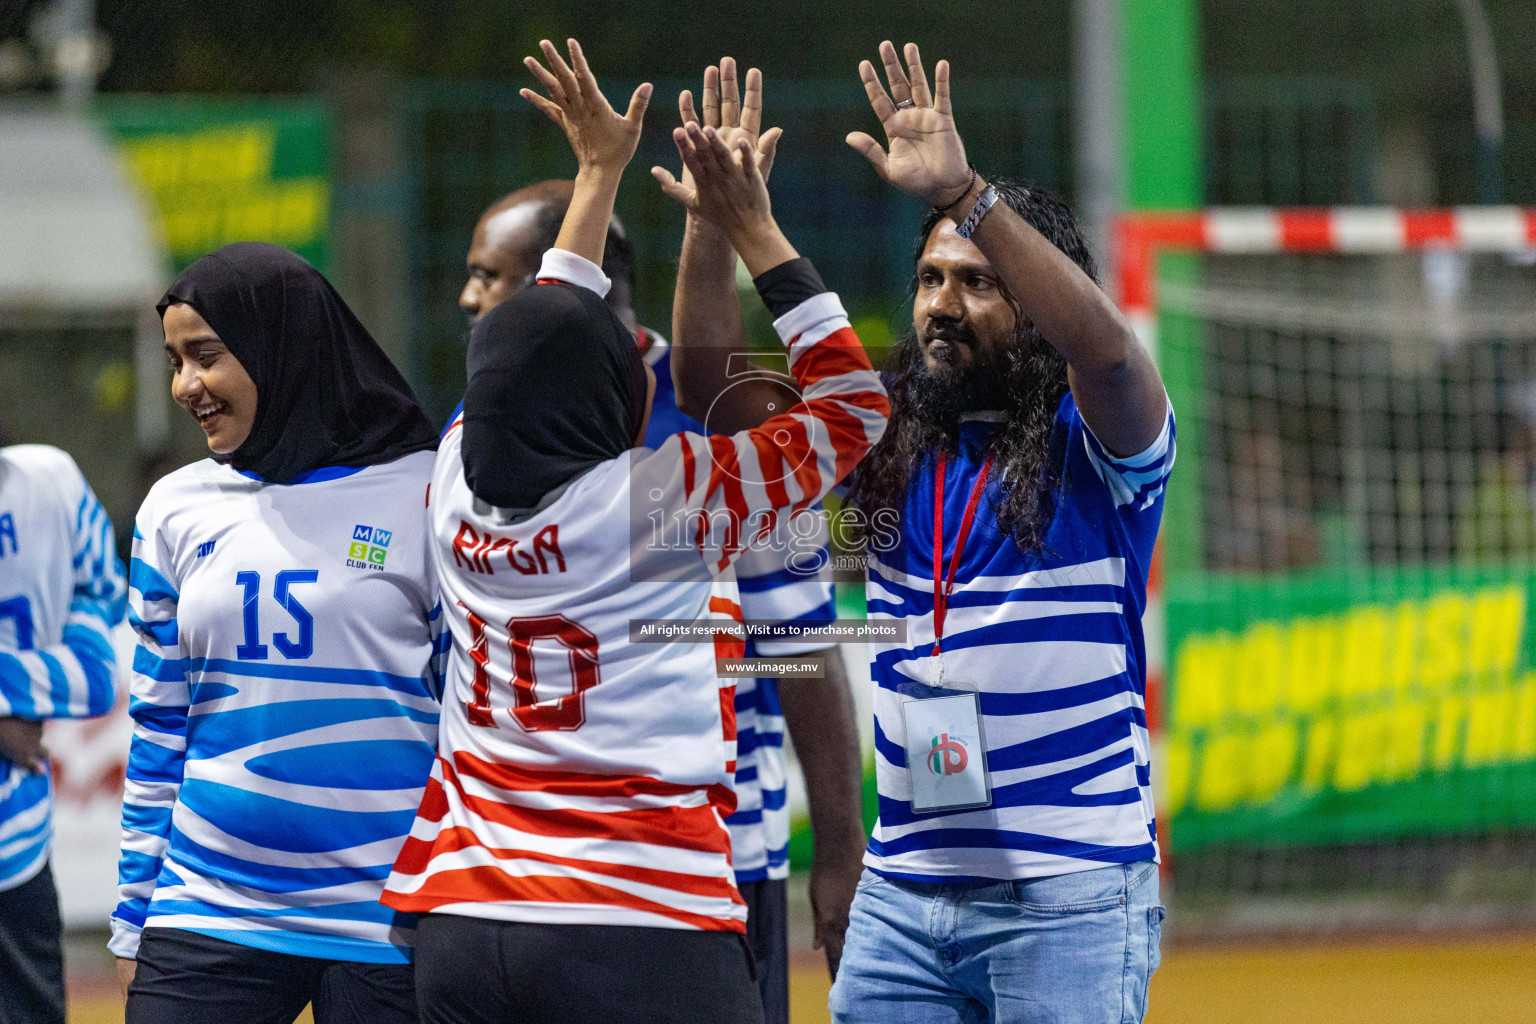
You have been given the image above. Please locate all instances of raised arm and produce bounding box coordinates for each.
[648,122,888,571]
[778,649,864,976]
[847,41,1166,457]
[664,59,795,432]
[521,37,650,269]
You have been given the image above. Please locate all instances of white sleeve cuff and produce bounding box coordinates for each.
[771,292,847,346]
[108,918,142,959]
[537,248,612,298]
[1086,397,1174,469]
[1081,398,1176,511]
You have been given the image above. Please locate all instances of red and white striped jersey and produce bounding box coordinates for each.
[382,255,888,932]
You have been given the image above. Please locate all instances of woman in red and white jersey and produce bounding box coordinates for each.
[381,39,888,1024]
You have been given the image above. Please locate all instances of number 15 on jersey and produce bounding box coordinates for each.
[234,570,318,660]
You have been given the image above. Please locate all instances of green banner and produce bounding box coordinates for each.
[97,97,331,273]
[1164,566,1536,851]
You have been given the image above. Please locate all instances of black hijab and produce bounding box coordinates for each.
[159,243,436,483]
[462,280,648,509]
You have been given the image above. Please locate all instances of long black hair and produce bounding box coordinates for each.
[847,180,1095,554]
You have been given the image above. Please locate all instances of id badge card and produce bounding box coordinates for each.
[900,682,992,814]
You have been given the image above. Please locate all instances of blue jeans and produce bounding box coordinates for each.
[829,861,1164,1024]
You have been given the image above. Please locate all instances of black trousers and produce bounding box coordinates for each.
[126,928,417,1024]
[413,914,763,1024]
[739,879,788,1024]
[0,863,65,1024]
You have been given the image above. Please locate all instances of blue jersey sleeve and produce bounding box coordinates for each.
[425,598,449,703]
[110,512,189,959]
[1079,399,1176,513]
[0,462,125,719]
[734,506,837,656]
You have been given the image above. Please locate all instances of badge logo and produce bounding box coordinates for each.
[347,524,390,571]
[927,732,969,776]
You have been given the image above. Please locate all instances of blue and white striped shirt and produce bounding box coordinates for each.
[865,394,1174,881]
[0,445,125,891]
[110,453,443,962]
[729,511,836,884]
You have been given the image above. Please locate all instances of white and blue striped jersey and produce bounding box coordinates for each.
[728,509,836,883]
[0,445,125,891]
[110,452,443,963]
[865,394,1174,881]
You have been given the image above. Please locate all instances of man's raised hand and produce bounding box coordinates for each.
[846,41,972,211]
[521,38,650,174]
[657,123,770,232]
[657,122,796,276]
[653,58,782,211]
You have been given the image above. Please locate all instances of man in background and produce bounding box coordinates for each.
[459,178,698,446]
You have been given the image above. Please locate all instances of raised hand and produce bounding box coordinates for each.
[656,122,796,277]
[521,38,649,267]
[521,38,650,175]
[845,41,972,211]
[653,57,782,212]
[660,124,770,235]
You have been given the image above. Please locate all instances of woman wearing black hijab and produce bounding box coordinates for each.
[109,242,443,1024]
[379,41,888,1024]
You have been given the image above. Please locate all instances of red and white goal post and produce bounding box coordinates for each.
[1116,205,1536,363]
[1112,206,1536,881]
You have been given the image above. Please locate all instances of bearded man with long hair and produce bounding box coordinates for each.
[830,42,1176,1024]
[849,180,1084,556]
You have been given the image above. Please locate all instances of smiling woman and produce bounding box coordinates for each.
[112,242,445,1024]
[161,303,257,454]
[153,243,435,483]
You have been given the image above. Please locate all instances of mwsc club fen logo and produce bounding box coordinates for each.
[347,524,391,571]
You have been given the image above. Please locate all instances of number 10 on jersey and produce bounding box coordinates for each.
[459,604,600,732]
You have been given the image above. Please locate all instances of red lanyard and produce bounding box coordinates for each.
[932,450,994,657]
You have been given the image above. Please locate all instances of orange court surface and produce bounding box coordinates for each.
[63,931,1536,1024]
